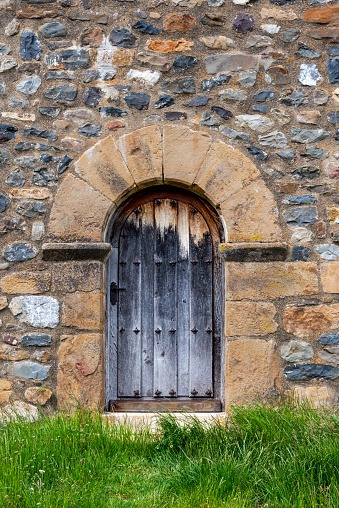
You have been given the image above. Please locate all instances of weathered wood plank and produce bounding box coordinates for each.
[189,210,213,398]
[154,199,178,398]
[106,247,119,406]
[110,399,222,412]
[177,201,190,397]
[140,201,154,397]
[117,211,142,397]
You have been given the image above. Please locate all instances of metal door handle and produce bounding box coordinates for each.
[110,282,126,305]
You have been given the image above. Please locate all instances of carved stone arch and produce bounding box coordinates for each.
[48,125,282,243]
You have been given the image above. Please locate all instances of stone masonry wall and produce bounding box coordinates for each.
[0,0,339,412]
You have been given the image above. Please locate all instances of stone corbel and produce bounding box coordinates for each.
[42,243,112,262]
[220,243,288,262]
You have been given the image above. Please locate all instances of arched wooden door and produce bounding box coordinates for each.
[106,188,223,411]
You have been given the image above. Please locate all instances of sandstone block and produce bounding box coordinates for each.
[118,126,162,183]
[284,303,339,337]
[226,262,318,300]
[303,6,339,24]
[0,401,39,422]
[57,333,103,409]
[0,344,29,361]
[220,180,282,243]
[1,272,51,294]
[293,385,331,407]
[0,295,8,310]
[49,175,112,242]
[25,387,53,405]
[321,263,339,293]
[225,339,280,406]
[163,126,211,184]
[52,262,102,293]
[74,136,134,203]
[146,38,194,53]
[0,380,13,404]
[62,293,103,330]
[194,141,260,205]
[226,301,278,336]
[261,7,298,20]
[10,188,51,200]
[163,13,196,32]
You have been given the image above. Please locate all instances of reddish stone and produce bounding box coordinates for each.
[328,162,339,179]
[17,7,59,18]
[267,66,290,84]
[80,28,104,48]
[307,28,339,41]
[163,13,196,32]
[107,121,126,131]
[303,7,339,24]
[3,335,18,346]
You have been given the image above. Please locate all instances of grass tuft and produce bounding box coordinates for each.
[0,398,338,507]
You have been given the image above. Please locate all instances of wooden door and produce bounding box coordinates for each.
[106,189,223,412]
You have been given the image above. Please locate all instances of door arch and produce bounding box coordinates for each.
[105,186,224,412]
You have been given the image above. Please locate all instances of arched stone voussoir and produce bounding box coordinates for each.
[74,135,135,204]
[117,125,163,184]
[220,180,282,243]
[194,141,261,206]
[49,174,113,242]
[162,125,211,185]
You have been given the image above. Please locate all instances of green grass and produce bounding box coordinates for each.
[1,398,339,507]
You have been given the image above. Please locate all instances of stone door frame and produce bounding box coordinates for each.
[44,125,285,410]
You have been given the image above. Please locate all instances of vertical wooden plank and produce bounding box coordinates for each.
[154,199,178,398]
[189,209,213,397]
[140,201,154,397]
[105,247,118,407]
[177,202,190,397]
[117,210,142,397]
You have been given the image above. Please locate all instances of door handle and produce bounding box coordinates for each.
[110,282,126,305]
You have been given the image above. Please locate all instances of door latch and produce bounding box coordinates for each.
[110,282,126,305]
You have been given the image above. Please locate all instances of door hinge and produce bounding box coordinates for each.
[110,282,126,305]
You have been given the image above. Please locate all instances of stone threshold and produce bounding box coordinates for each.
[102,412,226,430]
[220,242,288,262]
[42,242,112,261]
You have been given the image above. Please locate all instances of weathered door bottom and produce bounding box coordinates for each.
[109,399,222,412]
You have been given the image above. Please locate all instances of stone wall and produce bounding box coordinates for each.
[0,0,338,412]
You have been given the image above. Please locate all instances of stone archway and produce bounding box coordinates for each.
[48,125,283,410]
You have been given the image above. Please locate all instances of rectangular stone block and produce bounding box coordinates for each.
[284,303,339,337]
[62,293,104,330]
[220,243,288,262]
[226,262,318,300]
[52,262,102,293]
[226,301,278,337]
[321,263,339,293]
[0,272,51,294]
[225,339,280,407]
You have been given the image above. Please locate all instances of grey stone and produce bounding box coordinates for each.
[0,195,10,212]
[154,95,175,109]
[327,111,339,125]
[21,333,51,346]
[20,31,41,61]
[184,96,210,107]
[132,20,160,35]
[280,89,307,107]
[283,195,317,205]
[124,92,151,110]
[298,64,322,86]
[45,50,90,70]
[14,142,35,151]
[3,242,38,261]
[281,341,314,362]
[162,77,196,94]
[211,106,233,120]
[297,44,320,59]
[82,87,102,107]
[0,79,6,95]
[0,43,12,56]
[0,148,10,164]
[253,105,267,114]
[232,13,254,34]
[280,28,300,43]
[327,59,339,84]
[247,146,268,161]
[290,228,314,244]
[78,123,101,137]
[277,149,296,161]
[0,123,18,143]
[44,84,77,101]
[314,244,339,260]
[200,112,222,127]
[219,88,248,102]
[291,127,330,144]
[0,57,17,73]
[45,71,75,81]
[173,56,197,73]
[39,22,68,38]
[235,114,274,133]
[204,53,257,75]
[57,155,73,174]
[253,90,275,102]
[17,201,46,218]
[165,112,187,121]
[305,146,329,159]
[5,170,25,187]
[258,131,287,148]
[291,245,311,261]
[9,295,59,328]
[0,216,26,236]
[283,207,318,226]
[82,70,100,83]
[238,70,257,87]
[14,156,36,168]
[8,99,29,109]
[24,127,58,142]
[200,75,230,92]
[11,361,50,381]
[32,167,58,187]
[16,76,41,95]
[220,126,253,143]
[284,364,339,381]
[328,47,339,57]
[246,35,273,47]
[109,27,137,48]
[291,166,319,179]
[317,334,339,346]
[39,107,61,118]
[313,88,328,105]
[99,107,127,117]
